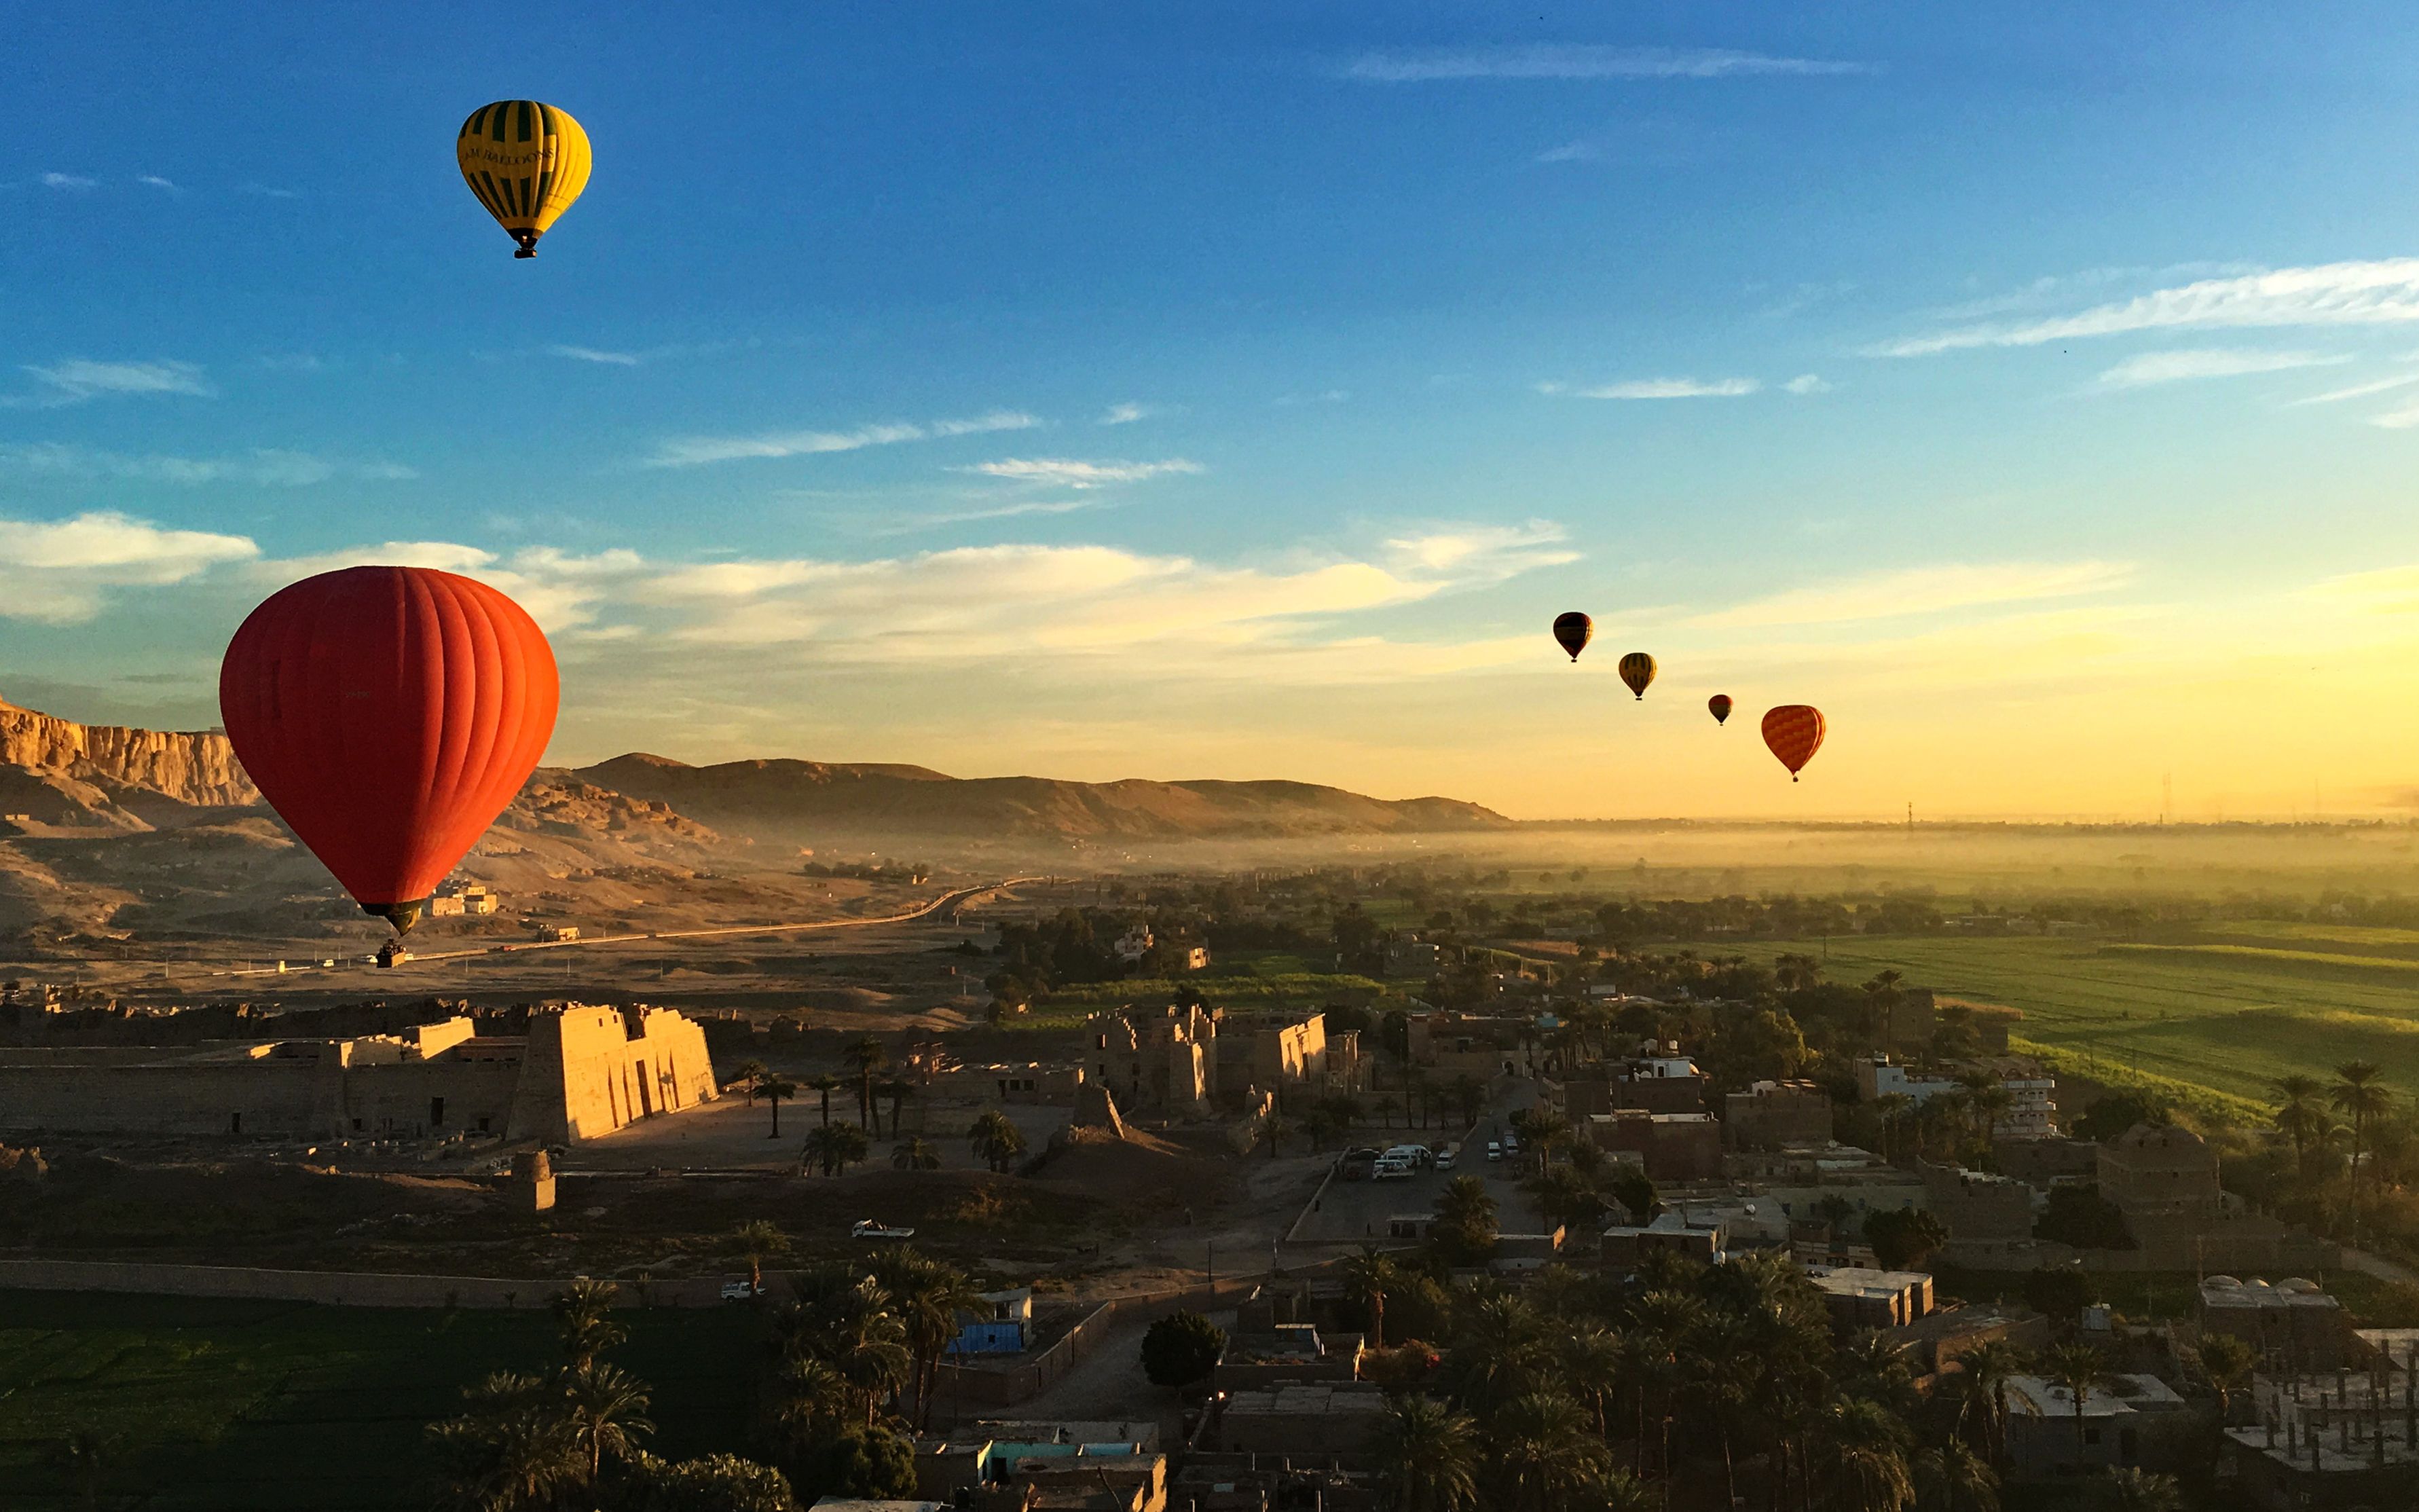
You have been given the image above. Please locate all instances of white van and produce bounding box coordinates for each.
[1372,1156,1416,1180]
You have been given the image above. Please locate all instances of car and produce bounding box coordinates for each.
[1501,1132,1520,1155]
[1435,1149,1457,1171]
[852,1218,917,1240]
[1485,1141,1503,1162]
[1372,1158,1415,1180]
[720,1280,762,1301]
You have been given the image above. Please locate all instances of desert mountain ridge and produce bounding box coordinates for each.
[0,695,1512,843]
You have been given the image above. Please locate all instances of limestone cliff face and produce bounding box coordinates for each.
[0,697,257,807]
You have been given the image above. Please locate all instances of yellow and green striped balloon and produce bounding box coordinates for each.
[456,101,591,258]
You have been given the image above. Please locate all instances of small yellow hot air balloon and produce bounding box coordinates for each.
[1617,651,1656,701]
[457,101,591,258]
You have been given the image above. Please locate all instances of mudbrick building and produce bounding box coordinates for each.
[0,1003,717,1143]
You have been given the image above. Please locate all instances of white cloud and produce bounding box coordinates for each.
[963,458,1204,489]
[1535,141,1602,164]
[1343,45,1874,82]
[1691,560,2132,629]
[2290,372,2419,405]
[1782,373,1831,394]
[1876,259,2419,357]
[39,172,96,190]
[136,175,178,192]
[2367,395,2419,430]
[547,344,641,366]
[1274,390,1350,406]
[238,183,300,199]
[2094,348,2348,389]
[646,410,1039,468]
[0,511,258,624]
[878,498,1105,533]
[1541,377,1760,399]
[0,443,414,485]
[17,358,213,404]
[1099,402,1156,425]
[1384,521,1578,579]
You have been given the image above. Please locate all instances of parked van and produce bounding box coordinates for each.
[1485,1141,1503,1162]
[1373,1156,1416,1180]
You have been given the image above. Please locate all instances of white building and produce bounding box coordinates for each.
[1993,1074,2058,1139]
[1856,1054,1959,1105]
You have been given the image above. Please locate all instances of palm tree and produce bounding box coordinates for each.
[1261,1113,1293,1158]
[1914,1441,1999,1512]
[968,1108,1027,1172]
[807,1073,843,1128]
[879,1076,917,1139]
[2197,1331,2257,1422]
[893,1137,942,1171]
[560,1359,654,1489]
[2272,1073,2325,1172]
[1488,1392,1608,1512]
[2105,1467,2183,1511]
[785,1273,913,1429]
[729,1219,788,1295]
[2331,1061,2394,1234]
[805,1120,870,1177]
[426,1371,583,1512]
[2042,1342,2113,1471]
[1341,1247,1399,1348]
[551,1276,625,1368]
[731,1058,769,1106]
[1372,1395,1480,1512]
[755,1073,797,1139]
[1947,1339,2031,1464]
[844,1035,891,1132]
[1557,1327,1625,1438]
[1824,1399,1916,1512]
[871,1249,984,1431]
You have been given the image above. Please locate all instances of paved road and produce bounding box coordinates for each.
[1290,1076,1545,1244]
[212,876,1046,979]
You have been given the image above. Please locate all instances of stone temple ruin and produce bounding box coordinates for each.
[0,1003,718,1144]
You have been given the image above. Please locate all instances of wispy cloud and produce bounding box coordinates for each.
[0,443,415,486]
[1692,560,2133,629]
[1783,373,1832,394]
[547,344,642,367]
[1098,402,1158,426]
[963,458,1204,489]
[237,183,300,199]
[0,510,258,624]
[136,174,179,192]
[1535,141,1602,164]
[1384,521,1578,580]
[1539,377,1760,399]
[39,172,96,190]
[2290,372,2419,405]
[645,411,1040,468]
[11,358,213,406]
[2094,348,2348,389]
[1275,389,1350,406]
[875,498,1107,534]
[1343,45,1875,83]
[1875,259,2419,357]
[2367,395,2419,430]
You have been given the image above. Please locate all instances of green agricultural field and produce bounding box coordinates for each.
[0,1291,760,1511]
[1697,927,2419,1115]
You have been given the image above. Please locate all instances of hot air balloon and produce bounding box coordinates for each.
[1761,704,1826,782]
[219,567,560,933]
[457,100,591,258]
[1708,694,1733,726]
[1617,652,1656,701]
[1552,612,1593,663]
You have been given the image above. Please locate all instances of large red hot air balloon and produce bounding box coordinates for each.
[1551,611,1592,663]
[1707,694,1733,726]
[219,566,559,933]
[1761,704,1825,782]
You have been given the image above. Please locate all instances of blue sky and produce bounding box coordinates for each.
[10,3,2419,819]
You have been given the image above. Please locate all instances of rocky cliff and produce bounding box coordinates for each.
[0,696,257,815]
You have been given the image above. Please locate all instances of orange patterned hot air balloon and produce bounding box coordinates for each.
[1707,694,1733,726]
[1761,705,1825,781]
[1551,612,1592,663]
[1617,652,1655,701]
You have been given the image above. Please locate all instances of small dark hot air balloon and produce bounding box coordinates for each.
[1617,652,1656,701]
[219,566,560,933]
[458,100,592,257]
[1708,694,1733,726]
[1551,612,1593,663]
[1761,704,1826,782]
